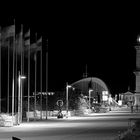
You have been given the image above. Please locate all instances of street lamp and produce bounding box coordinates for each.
[66,83,74,118]
[45,92,55,120]
[89,89,93,110]
[137,35,140,44]
[18,71,26,124]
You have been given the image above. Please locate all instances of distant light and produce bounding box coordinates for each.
[89,89,93,92]
[19,75,26,81]
[67,85,72,88]
[118,100,122,106]
[102,91,108,95]
[137,35,140,43]
[20,76,26,79]
[102,91,108,101]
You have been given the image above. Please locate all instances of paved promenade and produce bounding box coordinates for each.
[0,107,140,140]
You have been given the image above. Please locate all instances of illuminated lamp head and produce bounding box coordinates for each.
[137,35,140,44]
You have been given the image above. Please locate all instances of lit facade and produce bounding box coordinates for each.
[134,45,140,106]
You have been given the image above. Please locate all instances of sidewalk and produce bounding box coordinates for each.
[45,109,140,120]
[115,118,140,140]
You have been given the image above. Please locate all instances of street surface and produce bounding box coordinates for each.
[0,110,140,140]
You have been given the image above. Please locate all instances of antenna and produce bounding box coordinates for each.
[83,64,88,78]
[128,86,130,91]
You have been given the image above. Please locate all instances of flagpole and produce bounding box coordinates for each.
[22,28,25,123]
[12,20,16,123]
[0,26,1,113]
[46,39,48,119]
[34,33,37,121]
[34,52,37,121]
[20,24,23,123]
[40,36,42,120]
[7,35,10,113]
[27,30,30,122]
[18,71,20,125]
[15,34,18,116]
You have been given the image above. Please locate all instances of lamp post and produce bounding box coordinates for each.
[18,71,26,124]
[66,83,72,118]
[89,89,93,110]
[46,92,54,119]
[137,35,140,44]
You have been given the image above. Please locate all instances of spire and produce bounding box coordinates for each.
[128,86,130,91]
[83,64,88,78]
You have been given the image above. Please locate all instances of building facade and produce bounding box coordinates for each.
[134,44,140,106]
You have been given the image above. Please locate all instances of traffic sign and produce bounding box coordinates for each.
[56,100,63,107]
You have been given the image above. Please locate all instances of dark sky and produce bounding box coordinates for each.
[49,7,140,95]
[1,4,140,96]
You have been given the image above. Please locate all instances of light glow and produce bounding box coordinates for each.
[137,36,140,43]
[67,85,72,88]
[102,91,108,101]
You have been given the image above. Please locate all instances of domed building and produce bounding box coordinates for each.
[68,77,111,115]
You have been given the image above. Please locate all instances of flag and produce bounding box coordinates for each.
[2,25,15,40]
[16,30,23,54]
[24,29,30,47]
[24,29,30,38]
[36,36,42,47]
[24,36,42,58]
[30,42,41,52]
[24,38,30,47]
[30,36,42,54]
[1,25,15,47]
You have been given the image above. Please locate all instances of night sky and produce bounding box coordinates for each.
[1,5,140,97]
[49,7,140,96]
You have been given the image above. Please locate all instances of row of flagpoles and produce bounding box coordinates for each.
[0,21,48,122]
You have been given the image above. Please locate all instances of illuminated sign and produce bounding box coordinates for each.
[102,91,108,101]
[118,100,122,106]
[56,100,63,107]
[33,92,55,95]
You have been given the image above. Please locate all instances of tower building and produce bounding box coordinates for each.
[134,37,140,106]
